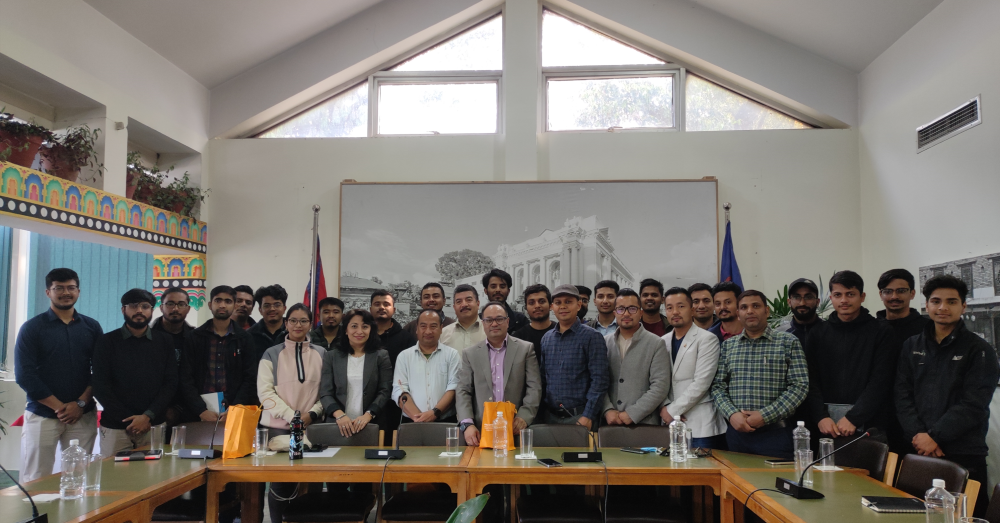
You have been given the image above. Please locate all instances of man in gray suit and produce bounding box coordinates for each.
[603,289,672,426]
[457,302,543,446]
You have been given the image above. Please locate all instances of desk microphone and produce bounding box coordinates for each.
[775,430,873,499]
[179,408,227,459]
[2,461,47,523]
[365,396,406,459]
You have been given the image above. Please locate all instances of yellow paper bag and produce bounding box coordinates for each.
[223,404,261,459]
[479,401,516,450]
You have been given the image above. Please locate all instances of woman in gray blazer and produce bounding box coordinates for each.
[320,309,393,437]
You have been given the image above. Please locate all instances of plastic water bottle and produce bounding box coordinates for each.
[925,479,956,523]
[288,411,304,460]
[669,419,688,462]
[793,421,811,454]
[493,411,508,458]
[60,439,88,500]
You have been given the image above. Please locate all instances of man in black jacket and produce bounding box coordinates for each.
[248,284,287,360]
[151,287,195,426]
[876,268,932,344]
[804,271,899,441]
[896,275,999,517]
[785,278,823,346]
[482,268,529,333]
[93,289,177,455]
[178,286,258,421]
[371,290,417,445]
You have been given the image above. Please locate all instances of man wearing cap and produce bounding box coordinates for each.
[785,278,823,346]
[804,271,899,441]
[538,284,609,429]
[92,289,178,455]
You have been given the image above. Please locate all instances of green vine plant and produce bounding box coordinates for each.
[126,150,209,219]
[41,124,105,182]
[0,109,53,162]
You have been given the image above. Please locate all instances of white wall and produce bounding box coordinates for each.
[208,128,860,300]
[858,0,1000,298]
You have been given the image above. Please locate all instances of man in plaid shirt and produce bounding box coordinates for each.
[711,290,808,459]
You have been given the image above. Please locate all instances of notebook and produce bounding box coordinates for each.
[861,496,926,513]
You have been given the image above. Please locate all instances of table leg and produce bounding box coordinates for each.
[206,474,224,523]
[721,490,736,523]
[240,483,263,523]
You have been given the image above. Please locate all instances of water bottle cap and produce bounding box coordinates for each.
[69,439,79,446]
[932,479,946,488]
[797,421,805,427]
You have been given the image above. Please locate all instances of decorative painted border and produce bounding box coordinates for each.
[153,255,208,309]
[0,162,207,253]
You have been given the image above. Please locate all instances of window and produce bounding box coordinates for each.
[542,10,677,132]
[259,15,502,138]
[960,263,974,296]
[685,74,810,131]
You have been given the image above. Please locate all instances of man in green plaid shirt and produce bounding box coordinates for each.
[711,290,808,459]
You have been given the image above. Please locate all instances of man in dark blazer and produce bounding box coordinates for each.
[457,302,542,446]
[603,289,672,426]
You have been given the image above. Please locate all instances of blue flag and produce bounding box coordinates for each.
[720,221,743,290]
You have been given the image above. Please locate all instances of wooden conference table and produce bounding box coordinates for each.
[3,446,925,523]
[1,446,207,523]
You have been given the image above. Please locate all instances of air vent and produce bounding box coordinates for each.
[917,96,981,152]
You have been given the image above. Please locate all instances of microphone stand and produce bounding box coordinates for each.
[179,408,228,459]
[366,396,406,459]
[775,431,871,499]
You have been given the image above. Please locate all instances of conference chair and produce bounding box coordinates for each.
[893,454,969,498]
[832,438,890,481]
[280,424,381,523]
[380,423,462,523]
[983,482,1000,523]
[596,425,687,523]
[516,424,603,523]
[152,421,237,523]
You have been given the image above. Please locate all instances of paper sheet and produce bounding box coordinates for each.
[814,465,844,472]
[302,447,340,458]
[514,453,537,460]
[25,493,62,503]
[439,452,464,458]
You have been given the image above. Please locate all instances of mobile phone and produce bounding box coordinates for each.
[764,458,795,466]
[537,458,562,467]
[620,447,650,454]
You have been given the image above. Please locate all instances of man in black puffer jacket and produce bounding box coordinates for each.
[896,275,999,517]
[804,271,900,442]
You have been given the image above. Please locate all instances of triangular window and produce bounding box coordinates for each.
[542,10,663,67]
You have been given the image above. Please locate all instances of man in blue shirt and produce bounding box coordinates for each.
[538,284,609,430]
[15,268,103,481]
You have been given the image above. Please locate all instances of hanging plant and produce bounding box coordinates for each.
[0,110,54,168]
[39,125,104,182]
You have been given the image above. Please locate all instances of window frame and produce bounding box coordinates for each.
[368,70,504,137]
[542,65,685,133]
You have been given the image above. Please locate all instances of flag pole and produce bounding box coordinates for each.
[723,202,731,224]
[310,205,320,312]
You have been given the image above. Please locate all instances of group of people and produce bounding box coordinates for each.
[14,266,999,515]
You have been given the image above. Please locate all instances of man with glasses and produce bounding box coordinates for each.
[233,285,256,330]
[404,283,455,336]
[249,284,288,360]
[93,289,177,455]
[152,287,195,425]
[602,289,670,426]
[587,280,619,336]
[15,268,102,482]
[876,269,932,344]
[804,271,899,441]
[538,285,609,429]
[785,278,823,346]
[177,286,257,421]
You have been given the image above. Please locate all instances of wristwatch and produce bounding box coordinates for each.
[75,399,86,409]
[431,407,442,419]
[366,410,375,420]
[308,411,319,422]
[460,421,474,432]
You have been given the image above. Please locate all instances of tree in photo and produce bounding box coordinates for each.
[436,249,494,282]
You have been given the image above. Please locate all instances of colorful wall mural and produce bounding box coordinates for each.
[153,255,208,310]
[0,162,208,254]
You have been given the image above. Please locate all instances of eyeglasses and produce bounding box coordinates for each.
[125,303,153,312]
[789,294,818,302]
[51,285,79,293]
[879,288,911,297]
[614,306,640,314]
[286,318,311,326]
[482,317,508,325]
[163,301,189,309]
[261,303,285,311]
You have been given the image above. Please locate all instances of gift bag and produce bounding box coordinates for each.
[223,404,262,459]
[479,401,516,450]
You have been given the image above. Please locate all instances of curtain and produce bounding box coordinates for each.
[0,226,12,368]
[27,232,153,333]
